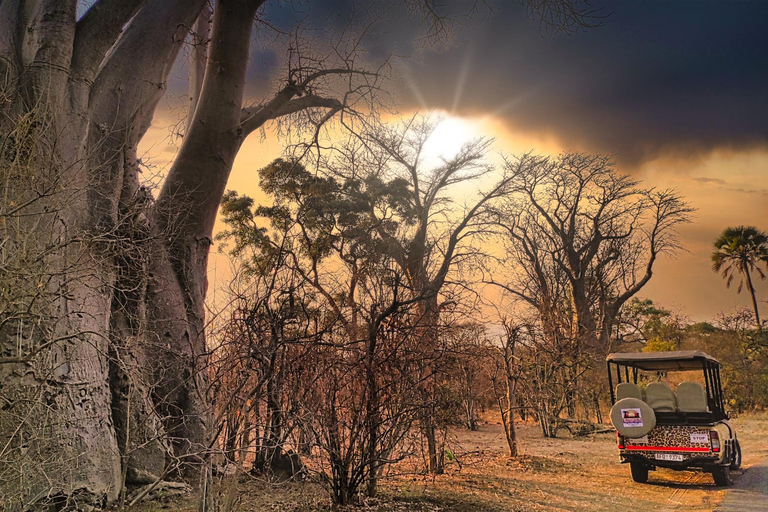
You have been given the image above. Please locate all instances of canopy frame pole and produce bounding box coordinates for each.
[607,362,615,404]
[714,366,724,414]
[703,363,713,411]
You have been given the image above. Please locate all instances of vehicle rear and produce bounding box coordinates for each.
[606,351,740,486]
[618,424,725,467]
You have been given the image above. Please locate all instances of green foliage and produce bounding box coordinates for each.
[711,225,768,328]
[622,297,684,350]
[682,309,768,411]
[686,322,718,336]
[711,226,768,292]
[642,338,677,353]
[625,298,669,319]
[218,157,423,279]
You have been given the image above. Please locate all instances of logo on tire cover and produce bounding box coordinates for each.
[621,408,644,427]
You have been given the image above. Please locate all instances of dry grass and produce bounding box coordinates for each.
[132,412,768,511]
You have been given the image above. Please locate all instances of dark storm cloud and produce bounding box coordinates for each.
[388,1,768,166]
[163,0,767,167]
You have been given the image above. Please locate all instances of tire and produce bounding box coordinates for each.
[730,439,742,470]
[713,465,733,486]
[610,398,657,439]
[630,462,649,483]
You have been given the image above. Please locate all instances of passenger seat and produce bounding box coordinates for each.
[677,382,710,413]
[616,382,643,401]
[645,382,677,412]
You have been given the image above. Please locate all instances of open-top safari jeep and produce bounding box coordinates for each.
[607,351,741,486]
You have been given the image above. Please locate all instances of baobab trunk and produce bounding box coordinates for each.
[0,2,119,504]
[149,0,264,465]
[0,55,124,512]
[0,0,206,505]
[1,0,357,504]
[91,0,208,482]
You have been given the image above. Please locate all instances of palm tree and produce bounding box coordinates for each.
[712,226,768,329]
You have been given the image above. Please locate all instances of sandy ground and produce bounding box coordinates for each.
[389,412,768,512]
[716,453,768,512]
[133,412,768,511]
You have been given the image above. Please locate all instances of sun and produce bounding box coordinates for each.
[422,113,481,162]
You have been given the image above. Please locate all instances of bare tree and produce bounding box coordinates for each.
[488,152,693,353]
[484,152,692,423]
[339,116,532,473]
[489,320,525,457]
[0,0,605,505]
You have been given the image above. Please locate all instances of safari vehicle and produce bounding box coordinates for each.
[607,351,741,486]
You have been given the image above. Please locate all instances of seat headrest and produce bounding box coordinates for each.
[645,382,677,412]
[616,382,643,401]
[677,381,709,413]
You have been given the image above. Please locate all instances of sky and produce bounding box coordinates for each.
[139,0,768,322]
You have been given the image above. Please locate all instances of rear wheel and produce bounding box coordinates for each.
[713,465,733,486]
[730,439,742,470]
[630,462,649,483]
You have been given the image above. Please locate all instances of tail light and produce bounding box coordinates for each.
[617,431,625,449]
[710,431,720,452]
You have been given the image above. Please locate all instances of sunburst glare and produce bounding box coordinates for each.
[422,112,482,163]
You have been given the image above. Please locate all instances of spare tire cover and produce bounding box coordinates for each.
[610,398,656,438]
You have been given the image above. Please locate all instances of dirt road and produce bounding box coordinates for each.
[717,455,768,512]
[132,413,768,511]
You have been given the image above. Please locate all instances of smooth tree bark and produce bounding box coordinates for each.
[0,0,358,505]
[149,0,266,468]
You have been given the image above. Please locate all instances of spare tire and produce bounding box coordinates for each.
[610,398,656,438]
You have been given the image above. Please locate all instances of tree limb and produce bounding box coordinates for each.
[240,94,343,136]
[71,0,147,84]
[187,1,212,130]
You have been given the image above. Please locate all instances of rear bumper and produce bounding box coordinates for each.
[619,441,731,470]
[620,452,722,470]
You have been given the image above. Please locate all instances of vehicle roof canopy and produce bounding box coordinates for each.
[606,350,720,371]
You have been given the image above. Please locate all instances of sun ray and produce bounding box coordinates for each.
[402,66,429,111]
[451,46,473,114]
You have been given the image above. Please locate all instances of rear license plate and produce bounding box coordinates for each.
[655,453,684,462]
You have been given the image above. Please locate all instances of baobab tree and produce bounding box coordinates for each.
[485,152,692,419]
[488,152,693,354]
[0,0,603,506]
[0,0,397,505]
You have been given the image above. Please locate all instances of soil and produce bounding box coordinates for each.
[132,412,768,512]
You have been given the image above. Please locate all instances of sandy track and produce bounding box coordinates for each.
[717,455,768,512]
[132,413,768,511]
